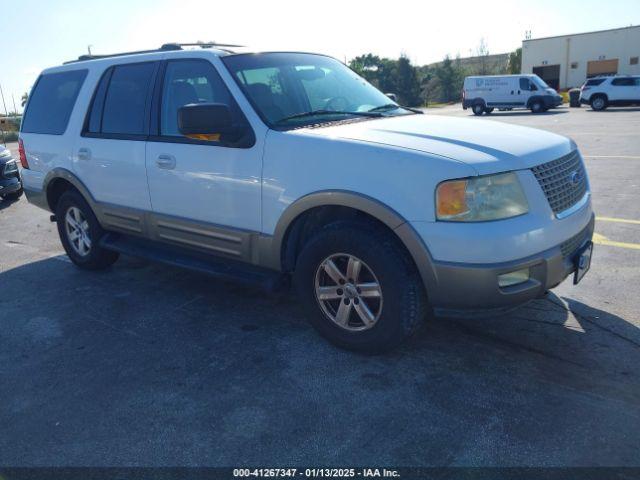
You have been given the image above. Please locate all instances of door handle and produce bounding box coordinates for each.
[156,154,176,170]
[77,148,91,161]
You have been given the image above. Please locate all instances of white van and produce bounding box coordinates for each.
[463,74,563,115]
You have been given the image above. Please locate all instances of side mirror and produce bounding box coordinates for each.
[385,93,398,102]
[178,103,233,141]
[530,83,538,91]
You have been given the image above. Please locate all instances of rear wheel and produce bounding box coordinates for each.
[56,191,119,270]
[472,104,485,116]
[293,223,428,353]
[590,95,608,111]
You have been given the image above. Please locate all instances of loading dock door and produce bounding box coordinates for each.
[587,59,619,78]
[532,65,560,90]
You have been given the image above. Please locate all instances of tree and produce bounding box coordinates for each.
[433,55,465,102]
[21,92,29,108]
[394,55,422,106]
[349,54,422,106]
[508,48,522,74]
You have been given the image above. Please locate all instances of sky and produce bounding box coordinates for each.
[2,0,639,113]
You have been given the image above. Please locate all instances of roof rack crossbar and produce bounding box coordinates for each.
[64,42,244,64]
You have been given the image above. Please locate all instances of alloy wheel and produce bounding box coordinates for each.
[314,253,383,332]
[65,206,92,257]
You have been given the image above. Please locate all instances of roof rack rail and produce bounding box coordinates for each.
[64,42,244,64]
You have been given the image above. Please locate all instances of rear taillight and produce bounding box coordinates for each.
[18,138,29,169]
[462,89,466,101]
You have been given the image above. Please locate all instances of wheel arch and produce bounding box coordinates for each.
[270,190,438,294]
[44,168,97,213]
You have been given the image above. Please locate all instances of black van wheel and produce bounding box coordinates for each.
[472,104,485,116]
[530,100,544,113]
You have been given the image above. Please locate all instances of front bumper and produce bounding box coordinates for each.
[428,214,595,310]
[0,177,22,195]
[544,95,563,108]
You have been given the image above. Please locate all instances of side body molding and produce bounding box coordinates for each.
[259,190,439,294]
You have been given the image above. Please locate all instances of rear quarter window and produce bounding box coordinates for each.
[21,70,87,135]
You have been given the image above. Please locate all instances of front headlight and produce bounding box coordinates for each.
[436,172,529,221]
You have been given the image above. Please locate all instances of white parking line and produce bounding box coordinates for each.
[583,155,640,159]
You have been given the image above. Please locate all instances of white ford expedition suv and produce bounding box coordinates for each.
[20,44,594,352]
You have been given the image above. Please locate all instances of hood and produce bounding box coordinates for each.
[297,114,574,175]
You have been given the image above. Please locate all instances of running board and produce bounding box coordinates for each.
[99,233,289,292]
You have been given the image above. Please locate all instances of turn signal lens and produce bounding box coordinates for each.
[436,180,469,217]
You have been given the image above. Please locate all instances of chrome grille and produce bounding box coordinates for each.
[531,151,588,215]
[560,224,591,259]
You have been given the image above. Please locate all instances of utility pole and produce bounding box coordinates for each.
[0,82,7,116]
[12,93,17,115]
[0,83,5,144]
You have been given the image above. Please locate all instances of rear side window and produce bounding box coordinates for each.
[585,78,605,86]
[611,78,635,87]
[101,63,156,135]
[21,70,87,135]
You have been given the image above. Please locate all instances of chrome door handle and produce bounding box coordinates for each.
[77,148,91,161]
[156,154,176,170]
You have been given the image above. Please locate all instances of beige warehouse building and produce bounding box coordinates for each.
[521,25,640,90]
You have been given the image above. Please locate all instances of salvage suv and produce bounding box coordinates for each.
[20,44,594,352]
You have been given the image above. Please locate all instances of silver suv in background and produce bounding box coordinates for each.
[580,76,640,111]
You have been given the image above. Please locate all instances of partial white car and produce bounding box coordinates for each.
[580,75,640,111]
[19,44,594,352]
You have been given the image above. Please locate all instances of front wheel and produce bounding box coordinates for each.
[56,190,119,270]
[590,96,608,111]
[530,100,544,113]
[293,223,428,353]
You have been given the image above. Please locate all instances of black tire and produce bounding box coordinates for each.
[472,103,485,116]
[590,95,608,111]
[293,222,428,353]
[530,100,544,113]
[484,107,494,114]
[0,187,23,201]
[55,190,119,270]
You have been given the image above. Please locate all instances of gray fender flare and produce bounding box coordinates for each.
[267,190,438,295]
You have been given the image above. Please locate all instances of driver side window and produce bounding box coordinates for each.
[519,78,531,91]
[160,59,234,137]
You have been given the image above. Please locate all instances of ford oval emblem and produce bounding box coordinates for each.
[569,170,582,186]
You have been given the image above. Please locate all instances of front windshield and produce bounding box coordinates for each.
[532,75,550,89]
[222,53,413,128]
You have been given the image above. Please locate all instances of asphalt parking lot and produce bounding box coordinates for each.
[1,105,639,467]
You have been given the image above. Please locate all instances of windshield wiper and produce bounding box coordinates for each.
[368,104,424,114]
[275,109,383,124]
